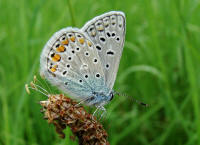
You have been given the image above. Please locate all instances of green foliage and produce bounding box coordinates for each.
[0,0,200,145]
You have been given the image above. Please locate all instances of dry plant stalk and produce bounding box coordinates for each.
[40,94,109,145]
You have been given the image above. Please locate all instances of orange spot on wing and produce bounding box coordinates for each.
[97,26,104,31]
[50,65,58,72]
[50,67,56,72]
[52,54,61,62]
[62,39,69,45]
[56,45,65,52]
[79,38,85,44]
[88,41,92,47]
[70,36,75,42]
[91,31,96,36]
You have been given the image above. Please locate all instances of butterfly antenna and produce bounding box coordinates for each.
[115,92,149,107]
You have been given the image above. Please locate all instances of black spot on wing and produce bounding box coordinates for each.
[107,50,114,55]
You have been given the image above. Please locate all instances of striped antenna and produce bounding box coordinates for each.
[114,92,149,107]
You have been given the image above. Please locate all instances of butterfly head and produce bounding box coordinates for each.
[109,92,114,101]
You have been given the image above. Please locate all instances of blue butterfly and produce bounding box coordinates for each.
[39,11,147,117]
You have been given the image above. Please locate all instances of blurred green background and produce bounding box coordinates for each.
[0,0,200,145]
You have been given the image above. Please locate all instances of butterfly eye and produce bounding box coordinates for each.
[110,93,114,101]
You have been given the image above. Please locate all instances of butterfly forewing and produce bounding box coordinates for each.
[81,11,126,90]
[40,28,106,100]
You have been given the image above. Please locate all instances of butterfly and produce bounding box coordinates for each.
[40,11,126,114]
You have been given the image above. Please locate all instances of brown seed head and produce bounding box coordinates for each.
[40,94,109,145]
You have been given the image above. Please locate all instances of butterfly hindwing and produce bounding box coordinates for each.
[40,28,107,100]
[81,11,126,90]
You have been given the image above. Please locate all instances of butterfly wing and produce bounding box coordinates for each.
[40,28,108,100]
[81,11,126,90]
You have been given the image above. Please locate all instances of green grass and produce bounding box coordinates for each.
[0,0,200,145]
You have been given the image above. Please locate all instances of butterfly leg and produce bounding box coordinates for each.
[75,96,93,107]
[93,106,100,116]
[92,105,102,120]
[99,106,106,120]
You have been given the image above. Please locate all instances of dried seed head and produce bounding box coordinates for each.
[40,94,109,145]
[25,75,109,145]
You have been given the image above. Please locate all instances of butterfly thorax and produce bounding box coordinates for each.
[85,91,114,107]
